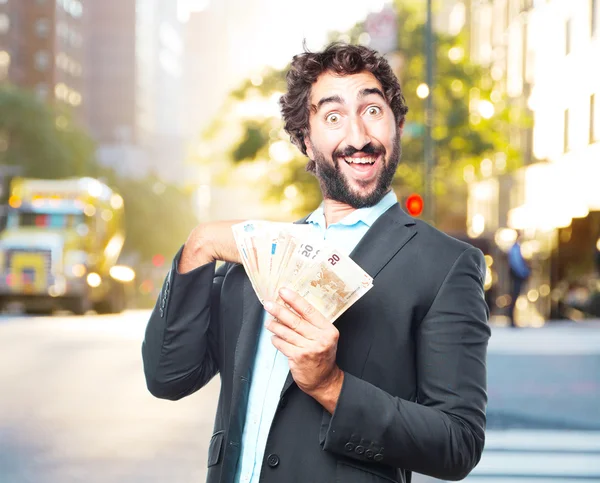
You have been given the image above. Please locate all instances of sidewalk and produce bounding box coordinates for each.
[489,315,600,329]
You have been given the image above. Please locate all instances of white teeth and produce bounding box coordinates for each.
[344,156,376,165]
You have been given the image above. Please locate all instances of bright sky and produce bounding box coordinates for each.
[179,0,390,77]
[247,0,389,69]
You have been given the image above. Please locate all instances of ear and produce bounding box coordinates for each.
[304,134,314,159]
[398,118,406,137]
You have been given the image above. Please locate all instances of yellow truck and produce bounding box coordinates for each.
[0,177,134,314]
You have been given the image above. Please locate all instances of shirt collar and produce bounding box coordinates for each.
[306,190,398,229]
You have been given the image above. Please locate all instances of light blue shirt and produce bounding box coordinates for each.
[234,191,398,483]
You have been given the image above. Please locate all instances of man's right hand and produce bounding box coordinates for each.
[178,220,244,273]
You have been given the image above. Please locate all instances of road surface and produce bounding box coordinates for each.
[1,311,599,482]
[0,311,219,483]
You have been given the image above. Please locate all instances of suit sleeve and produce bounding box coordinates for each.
[141,245,227,401]
[321,247,491,481]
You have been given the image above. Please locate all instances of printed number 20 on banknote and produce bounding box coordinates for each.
[290,247,373,323]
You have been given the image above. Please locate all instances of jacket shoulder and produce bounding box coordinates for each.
[412,219,478,257]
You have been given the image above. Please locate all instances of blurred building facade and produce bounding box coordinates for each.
[183,8,231,139]
[85,0,137,145]
[84,0,148,180]
[182,0,281,222]
[467,0,600,323]
[82,0,189,183]
[0,0,85,120]
[136,0,186,184]
[0,0,191,184]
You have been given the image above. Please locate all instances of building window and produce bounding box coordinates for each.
[0,13,9,34]
[55,82,67,100]
[520,0,533,12]
[564,109,570,153]
[565,18,572,55]
[68,90,81,106]
[69,31,82,48]
[592,94,598,143]
[72,2,83,19]
[56,52,82,77]
[592,0,598,37]
[36,83,49,100]
[0,50,10,80]
[57,22,67,39]
[35,18,50,38]
[60,0,83,18]
[34,50,51,71]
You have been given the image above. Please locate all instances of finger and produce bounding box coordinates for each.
[265,301,316,339]
[265,318,305,347]
[271,334,298,358]
[278,288,328,328]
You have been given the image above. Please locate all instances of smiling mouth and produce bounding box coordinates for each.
[342,155,378,166]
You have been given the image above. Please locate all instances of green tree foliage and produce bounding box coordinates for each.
[232,120,271,162]
[388,5,527,228]
[198,6,528,228]
[99,172,199,263]
[0,85,96,177]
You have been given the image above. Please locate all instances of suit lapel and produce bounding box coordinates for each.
[349,203,417,278]
[280,203,417,397]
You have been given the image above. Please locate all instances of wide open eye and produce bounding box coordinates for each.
[326,112,341,124]
[366,106,382,116]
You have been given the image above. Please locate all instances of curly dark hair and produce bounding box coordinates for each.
[280,42,409,159]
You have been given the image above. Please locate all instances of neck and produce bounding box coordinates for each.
[322,199,357,227]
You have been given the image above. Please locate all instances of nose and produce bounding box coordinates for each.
[346,115,371,151]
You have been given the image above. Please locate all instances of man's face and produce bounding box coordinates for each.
[305,71,403,209]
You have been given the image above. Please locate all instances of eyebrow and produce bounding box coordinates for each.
[314,95,344,112]
[358,87,386,101]
[312,87,387,112]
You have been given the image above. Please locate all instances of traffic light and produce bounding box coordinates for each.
[152,254,165,268]
[405,193,424,217]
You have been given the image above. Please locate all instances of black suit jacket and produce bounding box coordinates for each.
[142,204,491,483]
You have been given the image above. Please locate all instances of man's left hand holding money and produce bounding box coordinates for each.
[265,287,344,414]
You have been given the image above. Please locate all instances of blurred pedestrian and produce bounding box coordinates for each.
[507,232,531,327]
[142,43,490,483]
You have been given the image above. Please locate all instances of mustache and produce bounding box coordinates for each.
[334,143,384,159]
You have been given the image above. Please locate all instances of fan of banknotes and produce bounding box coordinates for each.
[232,221,373,323]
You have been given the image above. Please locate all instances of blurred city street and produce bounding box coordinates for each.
[0,311,219,483]
[1,0,600,481]
[1,311,599,483]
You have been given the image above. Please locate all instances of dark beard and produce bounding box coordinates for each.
[312,135,401,209]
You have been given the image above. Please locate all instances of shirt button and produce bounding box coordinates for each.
[365,449,374,459]
[374,453,384,462]
[344,442,355,452]
[267,453,280,468]
[278,396,288,409]
[355,445,365,455]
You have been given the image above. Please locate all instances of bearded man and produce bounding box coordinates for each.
[142,43,490,483]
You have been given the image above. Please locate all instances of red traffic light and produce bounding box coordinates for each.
[152,254,165,268]
[406,193,424,217]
